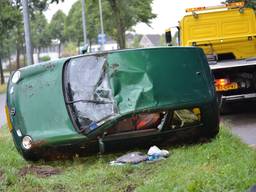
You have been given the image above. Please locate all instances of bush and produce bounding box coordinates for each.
[62,42,78,57]
[39,55,51,62]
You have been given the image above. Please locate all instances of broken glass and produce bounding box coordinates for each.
[66,55,117,133]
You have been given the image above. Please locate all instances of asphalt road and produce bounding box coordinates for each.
[221,101,256,145]
[0,93,255,145]
[0,94,5,128]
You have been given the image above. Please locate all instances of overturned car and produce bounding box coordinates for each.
[6,47,219,161]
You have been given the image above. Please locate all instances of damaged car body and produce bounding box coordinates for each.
[6,47,219,161]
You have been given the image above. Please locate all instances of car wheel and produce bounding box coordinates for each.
[202,126,219,140]
[21,150,40,161]
[217,93,222,110]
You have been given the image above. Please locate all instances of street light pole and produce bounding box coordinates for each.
[22,0,33,65]
[81,0,87,47]
[98,0,105,50]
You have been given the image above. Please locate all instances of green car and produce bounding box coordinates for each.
[6,47,219,161]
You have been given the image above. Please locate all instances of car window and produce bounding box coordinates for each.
[65,55,117,134]
[106,108,202,135]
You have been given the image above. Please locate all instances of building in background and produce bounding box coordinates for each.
[90,39,118,52]
[139,34,161,48]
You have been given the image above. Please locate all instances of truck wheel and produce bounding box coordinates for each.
[217,93,232,114]
[220,102,232,114]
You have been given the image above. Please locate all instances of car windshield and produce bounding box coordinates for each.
[64,55,117,134]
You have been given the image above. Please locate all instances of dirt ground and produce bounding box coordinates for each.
[19,165,61,178]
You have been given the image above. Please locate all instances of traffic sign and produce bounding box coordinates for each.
[98,33,107,45]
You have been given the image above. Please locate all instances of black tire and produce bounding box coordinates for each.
[21,150,40,162]
[218,94,234,114]
[220,102,232,115]
[202,126,219,140]
[200,102,220,140]
[217,93,222,110]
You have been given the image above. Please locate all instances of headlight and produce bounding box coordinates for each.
[12,71,21,84]
[22,136,32,150]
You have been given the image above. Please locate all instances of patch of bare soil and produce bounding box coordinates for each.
[250,144,256,150]
[124,185,136,192]
[19,165,61,178]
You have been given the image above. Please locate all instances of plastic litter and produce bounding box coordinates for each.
[110,146,170,166]
[147,146,170,157]
[110,161,125,166]
[248,185,256,192]
[116,152,148,164]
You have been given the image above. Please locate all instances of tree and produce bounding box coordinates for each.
[106,0,156,48]
[65,0,156,49]
[31,13,51,62]
[0,0,65,82]
[86,0,102,46]
[65,1,84,49]
[65,1,96,49]
[11,3,24,70]
[13,0,65,12]
[0,0,20,84]
[49,10,66,57]
[12,0,65,65]
[130,35,142,48]
[2,29,17,70]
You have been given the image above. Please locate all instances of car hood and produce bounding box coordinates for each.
[7,58,85,143]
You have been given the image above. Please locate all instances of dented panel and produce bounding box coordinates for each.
[64,47,216,136]
[108,48,214,114]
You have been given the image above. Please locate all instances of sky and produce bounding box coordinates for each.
[44,0,223,34]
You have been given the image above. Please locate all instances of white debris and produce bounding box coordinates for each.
[147,146,170,157]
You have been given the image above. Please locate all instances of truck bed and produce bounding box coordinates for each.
[210,58,256,70]
[210,57,256,103]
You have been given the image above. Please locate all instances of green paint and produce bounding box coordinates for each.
[6,47,219,160]
[108,47,215,114]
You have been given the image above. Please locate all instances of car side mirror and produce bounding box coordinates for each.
[165,28,172,46]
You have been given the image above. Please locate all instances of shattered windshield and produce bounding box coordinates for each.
[64,55,117,134]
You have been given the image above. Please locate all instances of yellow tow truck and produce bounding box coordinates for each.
[166,2,256,111]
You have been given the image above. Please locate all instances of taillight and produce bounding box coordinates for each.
[215,78,239,92]
[215,78,230,86]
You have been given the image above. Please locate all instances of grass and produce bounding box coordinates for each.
[0,84,7,94]
[0,125,256,192]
